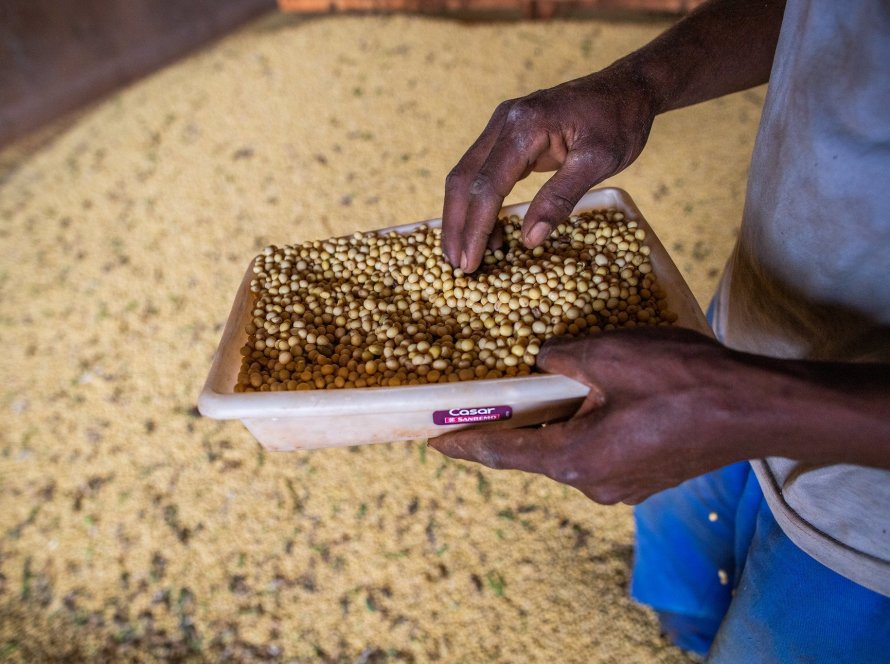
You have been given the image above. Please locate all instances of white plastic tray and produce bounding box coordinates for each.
[198,188,710,450]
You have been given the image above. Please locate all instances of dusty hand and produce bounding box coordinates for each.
[442,66,656,273]
[429,328,748,505]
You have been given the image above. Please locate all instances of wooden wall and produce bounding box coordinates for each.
[278,0,706,17]
[0,0,274,148]
[0,0,700,147]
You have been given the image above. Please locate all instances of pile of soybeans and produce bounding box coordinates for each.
[236,209,678,392]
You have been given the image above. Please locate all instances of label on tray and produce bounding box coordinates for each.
[432,405,513,426]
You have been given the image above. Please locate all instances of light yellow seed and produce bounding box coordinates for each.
[243,209,674,390]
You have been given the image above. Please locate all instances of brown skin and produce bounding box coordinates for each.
[433,0,890,501]
[442,0,788,272]
[441,70,656,272]
[429,329,890,505]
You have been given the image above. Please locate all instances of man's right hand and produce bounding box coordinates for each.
[441,0,787,274]
[442,65,657,273]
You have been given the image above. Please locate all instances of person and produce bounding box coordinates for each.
[428,0,890,660]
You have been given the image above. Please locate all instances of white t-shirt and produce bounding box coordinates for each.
[711,0,890,597]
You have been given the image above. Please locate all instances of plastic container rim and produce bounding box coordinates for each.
[198,187,709,421]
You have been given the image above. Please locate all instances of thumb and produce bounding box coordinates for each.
[521,149,607,247]
[537,338,607,417]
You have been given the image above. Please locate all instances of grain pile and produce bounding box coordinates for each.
[0,11,761,663]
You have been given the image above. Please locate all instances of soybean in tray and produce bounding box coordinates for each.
[198,188,710,450]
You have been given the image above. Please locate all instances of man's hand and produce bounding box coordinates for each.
[441,0,788,274]
[442,67,657,273]
[429,329,744,504]
[429,328,745,505]
[429,327,890,504]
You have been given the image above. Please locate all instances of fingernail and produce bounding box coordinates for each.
[428,438,446,453]
[460,251,469,272]
[526,222,549,246]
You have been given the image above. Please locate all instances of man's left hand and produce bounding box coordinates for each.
[429,328,748,505]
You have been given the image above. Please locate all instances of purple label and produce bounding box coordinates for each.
[433,405,513,426]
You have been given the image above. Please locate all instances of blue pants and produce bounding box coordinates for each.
[631,462,890,662]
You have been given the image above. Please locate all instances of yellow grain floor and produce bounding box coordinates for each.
[0,12,763,663]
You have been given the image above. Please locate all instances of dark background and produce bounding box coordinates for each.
[0,0,702,148]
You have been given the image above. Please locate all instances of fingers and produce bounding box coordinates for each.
[520,149,609,247]
[577,485,647,506]
[457,131,550,272]
[443,98,557,273]
[430,417,661,507]
[537,337,606,417]
[445,135,618,272]
[429,423,566,477]
[487,224,505,252]
[537,338,597,384]
[442,103,512,265]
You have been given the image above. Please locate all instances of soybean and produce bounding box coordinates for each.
[234,209,676,392]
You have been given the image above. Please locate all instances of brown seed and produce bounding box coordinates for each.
[242,209,675,390]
